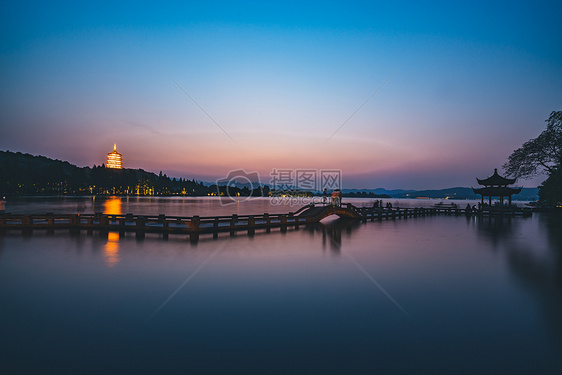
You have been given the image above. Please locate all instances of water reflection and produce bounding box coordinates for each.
[103,232,121,268]
[542,213,562,251]
[475,214,562,348]
[516,215,562,349]
[3,200,562,373]
[306,218,362,253]
[474,215,518,248]
[102,197,122,267]
[103,196,122,215]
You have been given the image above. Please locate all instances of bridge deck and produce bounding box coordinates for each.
[0,203,532,240]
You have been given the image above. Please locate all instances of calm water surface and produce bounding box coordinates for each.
[1,197,561,374]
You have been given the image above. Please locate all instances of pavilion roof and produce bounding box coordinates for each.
[476,169,516,186]
[472,186,522,197]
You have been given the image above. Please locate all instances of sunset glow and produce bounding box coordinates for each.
[1,1,560,189]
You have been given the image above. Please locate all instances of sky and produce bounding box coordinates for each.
[1,1,561,189]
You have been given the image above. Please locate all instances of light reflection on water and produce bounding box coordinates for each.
[103,196,122,215]
[102,197,122,268]
[0,198,561,374]
[103,232,120,268]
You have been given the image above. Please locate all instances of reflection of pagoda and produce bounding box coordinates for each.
[106,143,123,169]
[473,168,521,206]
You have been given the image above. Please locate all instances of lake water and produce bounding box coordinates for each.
[1,197,561,374]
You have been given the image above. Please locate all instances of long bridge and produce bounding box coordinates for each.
[0,203,532,241]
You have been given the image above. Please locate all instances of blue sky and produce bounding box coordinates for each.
[1,1,561,188]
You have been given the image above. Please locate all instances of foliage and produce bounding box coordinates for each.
[538,167,562,205]
[503,111,562,179]
[502,111,562,205]
[0,151,263,197]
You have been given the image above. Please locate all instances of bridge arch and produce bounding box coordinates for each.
[296,204,361,223]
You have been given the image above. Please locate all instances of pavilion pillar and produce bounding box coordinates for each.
[509,195,512,205]
[489,196,491,206]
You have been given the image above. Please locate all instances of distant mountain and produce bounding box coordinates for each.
[203,180,266,189]
[200,184,540,200]
[392,187,539,201]
[342,188,417,196]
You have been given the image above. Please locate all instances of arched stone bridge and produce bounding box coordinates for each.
[294,203,362,222]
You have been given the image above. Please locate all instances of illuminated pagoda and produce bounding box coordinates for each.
[473,168,521,206]
[106,143,123,169]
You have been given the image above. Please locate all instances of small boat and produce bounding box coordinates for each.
[432,201,458,209]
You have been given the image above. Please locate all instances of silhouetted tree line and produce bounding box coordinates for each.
[504,111,562,206]
[0,151,266,197]
[211,184,270,198]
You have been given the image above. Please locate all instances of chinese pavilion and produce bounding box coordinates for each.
[472,168,521,206]
[106,143,123,169]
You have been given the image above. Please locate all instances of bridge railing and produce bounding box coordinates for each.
[0,205,532,234]
[343,203,362,214]
[0,211,312,232]
[292,204,314,216]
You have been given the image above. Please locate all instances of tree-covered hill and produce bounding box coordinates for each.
[0,150,210,196]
